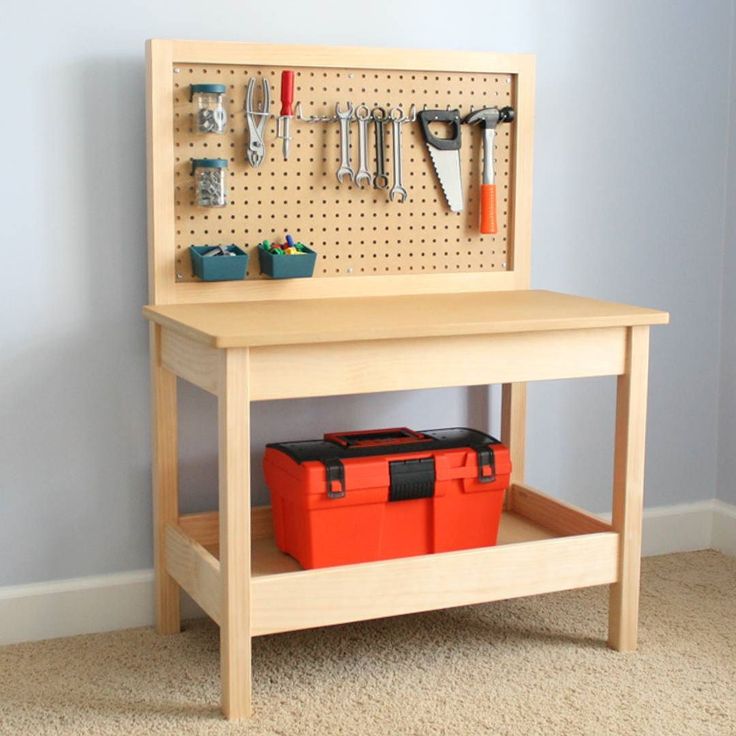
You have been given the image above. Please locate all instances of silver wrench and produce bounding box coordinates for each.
[372,107,389,190]
[354,104,373,188]
[389,107,408,203]
[335,102,354,184]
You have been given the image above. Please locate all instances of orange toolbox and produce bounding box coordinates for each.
[263,427,511,569]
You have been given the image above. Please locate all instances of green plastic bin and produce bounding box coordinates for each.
[258,244,317,279]
[190,245,249,281]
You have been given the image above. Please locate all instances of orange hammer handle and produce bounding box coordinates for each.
[480,183,497,234]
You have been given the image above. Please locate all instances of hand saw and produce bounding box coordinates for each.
[417,109,464,213]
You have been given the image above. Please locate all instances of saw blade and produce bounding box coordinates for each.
[427,146,464,213]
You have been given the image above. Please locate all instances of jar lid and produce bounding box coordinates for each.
[191,158,228,169]
[190,83,227,98]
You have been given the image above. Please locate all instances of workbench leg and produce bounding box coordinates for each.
[150,324,180,635]
[218,348,252,719]
[608,326,650,651]
[501,382,527,509]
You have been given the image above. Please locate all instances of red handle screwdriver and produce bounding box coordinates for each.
[278,70,295,160]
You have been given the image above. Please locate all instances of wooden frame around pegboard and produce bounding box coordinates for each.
[147,41,535,305]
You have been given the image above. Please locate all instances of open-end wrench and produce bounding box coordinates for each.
[372,107,389,190]
[335,102,354,184]
[389,107,408,203]
[354,104,373,188]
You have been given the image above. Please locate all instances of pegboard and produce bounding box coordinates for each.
[147,42,536,303]
[172,64,515,281]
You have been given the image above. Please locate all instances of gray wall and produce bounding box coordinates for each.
[1,1,734,586]
[718,6,736,505]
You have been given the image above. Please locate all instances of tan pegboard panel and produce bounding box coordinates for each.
[172,64,516,281]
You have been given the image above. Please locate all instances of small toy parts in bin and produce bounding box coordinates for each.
[258,234,317,279]
[263,427,511,569]
[190,84,227,134]
[191,158,228,207]
[189,245,248,281]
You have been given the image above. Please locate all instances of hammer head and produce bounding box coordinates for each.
[463,106,515,129]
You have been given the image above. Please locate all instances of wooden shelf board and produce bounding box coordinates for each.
[248,524,618,636]
[200,510,556,577]
[176,494,617,637]
[144,290,668,348]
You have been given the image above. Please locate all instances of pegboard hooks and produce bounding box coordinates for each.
[294,101,337,123]
[421,103,480,116]
[296,101,417,123]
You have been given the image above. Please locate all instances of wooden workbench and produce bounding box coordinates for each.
[144,41,668,719]
[144,289,667,718]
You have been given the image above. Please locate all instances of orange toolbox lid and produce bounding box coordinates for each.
[264,427,511,501]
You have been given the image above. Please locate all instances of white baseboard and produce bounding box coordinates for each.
[0,570,154,646]
[638,501,719,557]
[0,571,201,647]
[1,500,734,647]
[712,500,736,556]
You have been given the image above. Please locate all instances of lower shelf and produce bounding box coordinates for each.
[248,509,555,577]
[168,483,619,636]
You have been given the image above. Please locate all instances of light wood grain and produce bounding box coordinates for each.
[180,507,273,547]
[496,510,556,544]
[165,523,221,624]
[509,483,612,536]
[218,348,252,719]
[169,271,518,304]
[150,324,180,635]
[250,532,618,636]
[506,55,535,287]
[169,40,535,75]
[608,326,650,652]
[143,290,668,349]
[146,40,177,304]
[499,63,531,503]
[249,327,626,400]
[179,512,219,549]
[501,382,527,509]
[161,328,220,395]
[176,504,614,635]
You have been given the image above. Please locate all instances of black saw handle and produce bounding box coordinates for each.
[417,109,462,151]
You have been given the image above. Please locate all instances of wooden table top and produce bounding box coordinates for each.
[143,290,669,348]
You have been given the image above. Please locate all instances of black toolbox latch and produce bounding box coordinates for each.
[389,457,436,502]
[324,458,346,499]
[475,445,496,484]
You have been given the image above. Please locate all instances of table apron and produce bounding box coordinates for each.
[160,326,628,399]
[248,327,627,400]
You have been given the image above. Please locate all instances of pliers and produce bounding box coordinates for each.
[245,78,271,167]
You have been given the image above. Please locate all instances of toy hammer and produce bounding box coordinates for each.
[464,106,515,234]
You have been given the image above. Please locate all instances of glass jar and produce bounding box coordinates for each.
[190,84,227,134]
[191,158,228,207]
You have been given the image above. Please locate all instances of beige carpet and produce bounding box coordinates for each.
[0,550,734,736]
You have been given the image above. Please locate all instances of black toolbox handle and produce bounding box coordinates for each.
[324,427,430,449]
